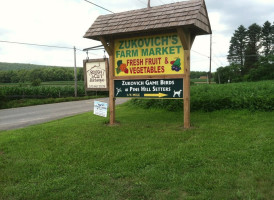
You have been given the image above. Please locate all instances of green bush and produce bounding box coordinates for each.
[130,81,274,112]
[0,85,86,99]
[31,79,41,86]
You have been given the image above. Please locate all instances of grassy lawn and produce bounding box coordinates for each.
[0,104,273,199]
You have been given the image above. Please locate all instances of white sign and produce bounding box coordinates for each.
[94,101,108,117]
[86,60,107,89]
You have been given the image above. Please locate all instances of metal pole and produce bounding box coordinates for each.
[74,46,77,97]
[147,0,151,8]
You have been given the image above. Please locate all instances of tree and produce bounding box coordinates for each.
[29,69,44,82]
[244,23,261,74]
[261,21,272,56]
[227,25,247,69]
[214,64,242,84]
[248,54,274,81]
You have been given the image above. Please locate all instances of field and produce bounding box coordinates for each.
[0,81,109,109]
[1,80,273,111]
[0,103,273,199]
[191,78,214,83]
[131,80,274,112]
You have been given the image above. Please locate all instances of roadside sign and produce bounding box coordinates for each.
[114,33,184,77]
[83,58,109,91]
[114,79,183,98]
[94,101,108,117]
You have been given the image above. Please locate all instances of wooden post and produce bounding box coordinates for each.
[184,50,191,128]
[109,52,115,125]
[177,28,193,129]
[99,37,115,125]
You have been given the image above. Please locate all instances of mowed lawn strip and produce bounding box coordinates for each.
[0,104,273,199]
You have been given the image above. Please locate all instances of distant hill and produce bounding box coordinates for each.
[0,62,72,71]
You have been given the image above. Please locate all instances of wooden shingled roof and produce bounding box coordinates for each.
[84,0,211,41]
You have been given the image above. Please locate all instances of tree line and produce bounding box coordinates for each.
[0,67,84,83]
[214,21,273,83]
[0,63,209,84]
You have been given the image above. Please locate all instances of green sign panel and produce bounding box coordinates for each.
[114,79,183,98]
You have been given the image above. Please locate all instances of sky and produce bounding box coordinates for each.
[0,0,273,72]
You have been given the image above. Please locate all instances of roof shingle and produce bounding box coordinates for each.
[84,0,211,40]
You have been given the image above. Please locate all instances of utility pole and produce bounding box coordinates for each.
[74,46,77,97]
[147,0,151,8]
[209,34,212,84]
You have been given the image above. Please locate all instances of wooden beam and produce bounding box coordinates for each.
[99,37,115,125]
[177,28,191,129]
[190,34,196,49]
[99,36,113,56]
[177,28,190,50]
[183,49,191,129]
[108,41,115,125]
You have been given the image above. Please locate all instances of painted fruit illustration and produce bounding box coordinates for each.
[116,60,128,74]
[171,58,181,72]
[120,63,127,72]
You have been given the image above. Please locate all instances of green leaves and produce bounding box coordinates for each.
[0,85,86,99]
[130,81,274,112]
[173,58,181,67]
[116,60,122,74]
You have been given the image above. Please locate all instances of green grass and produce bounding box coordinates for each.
[0,104,273,199]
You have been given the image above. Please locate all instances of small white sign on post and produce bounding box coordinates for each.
[94,101,108,117]
[83,58,109,91]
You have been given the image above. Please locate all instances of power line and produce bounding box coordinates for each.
[158,0,165,4]
[191,49,210,58]
[213,53,225,66]
[83,0,114,13]
[0,40,82,51]
[137,0,146,5]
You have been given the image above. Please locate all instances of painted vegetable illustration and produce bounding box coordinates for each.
[171,58,181,72]
[116,60,128,74]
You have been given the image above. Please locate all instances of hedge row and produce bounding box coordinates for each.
[0,86,86,99]
[130,81,274,112]
[0,86,107,101]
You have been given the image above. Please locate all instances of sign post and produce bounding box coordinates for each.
[84,0,212,128]
[114,79,183,98]
[83,58,109,91]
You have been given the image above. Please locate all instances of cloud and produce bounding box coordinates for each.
[0,0,273,71]
[206,0,274,35]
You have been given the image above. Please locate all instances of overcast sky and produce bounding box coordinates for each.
[0,0,273,72]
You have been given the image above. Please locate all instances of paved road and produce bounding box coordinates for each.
[0,98,129,131]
